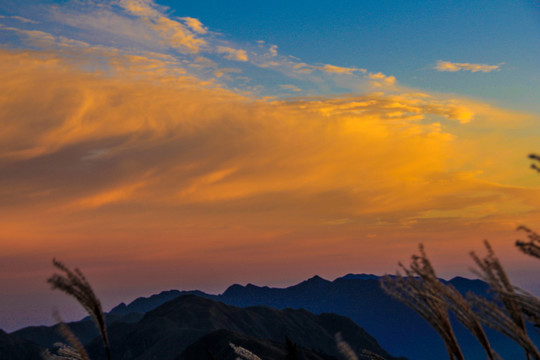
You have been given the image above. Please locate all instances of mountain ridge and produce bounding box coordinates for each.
[11,273,539,360]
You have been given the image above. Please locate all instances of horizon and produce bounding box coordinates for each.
[1,0,540,332]
[5,271,487,333]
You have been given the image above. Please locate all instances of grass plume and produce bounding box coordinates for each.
[229,342,263,360]
[41,312,90,360]
[335,332,359,360]
[47,259,110,360]
[380,245,465,360]
[516,226,540,260]
[529,154,540,173]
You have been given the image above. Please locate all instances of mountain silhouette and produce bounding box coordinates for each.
[12,274,540,359]
[0,329,43,359]
[105,274,537,359]
[82,294,403,360]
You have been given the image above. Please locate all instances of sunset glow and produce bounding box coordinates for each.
[1,0,539,331]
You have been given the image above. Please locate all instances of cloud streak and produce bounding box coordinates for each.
[434,60,501,73]
[216,46,249,62]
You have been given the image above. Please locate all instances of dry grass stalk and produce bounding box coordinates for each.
[335,333,359,360]
[380,245,465,360]
[470,241,527,337]
[406,245,498,359]
[468,294,540,360]
[360,349,387,360]
[468,239,540,359]
[47,259,110,360]
[229,342,263,360]
[42,343,88,360]
[436,282,498,360]
[41,312,90,360]
[529,154,540,173]
[501,289,540,331]
[516,226,540,260]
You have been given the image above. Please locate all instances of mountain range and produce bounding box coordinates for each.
[106,273,538,359]
[7,274,540,359]
[6,293,403,360]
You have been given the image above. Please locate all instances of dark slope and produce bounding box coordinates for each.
[86,294,403,360]
[176,329,339,360]
[0,329,43,360]
[13,312,143,349]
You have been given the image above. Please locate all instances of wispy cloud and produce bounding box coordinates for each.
[0,0,407,95]
[292,63,366,75]
[318,64,365,75]
[179,17,207,34]
[0,15,39,24]
[117,0,206,53]
[366,72,396,87]
[216,46,249,62]
[434,60,501,73]
[279,84,302,92]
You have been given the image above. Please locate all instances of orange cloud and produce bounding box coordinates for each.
[0,48,539,320]
[114,0,207,53]
[319,64,366,75]
[435,60,501,73]
[216,46,249,62]
[180,17,207,34]
[366,72,396,87]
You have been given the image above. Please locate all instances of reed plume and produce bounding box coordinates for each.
[335,332,359,360]
[380,244,465,360]
[529,154,540,173]
[42,344,87,360]
[360,349,387,360]
[229,342,263,360]
[41,312,90,360]
[470,241,540,359]
[470,241,526,335]
[468,293,540,359]
[516,226,540,260]
[47,259,111,360]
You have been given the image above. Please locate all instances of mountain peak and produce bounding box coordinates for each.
[296,275,330,289]
[338,273,380,281]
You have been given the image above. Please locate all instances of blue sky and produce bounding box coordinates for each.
[1,0,538,110]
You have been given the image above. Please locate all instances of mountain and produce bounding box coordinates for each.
[84,294,403,360]
[0,329,43,360]
[98,274,539,360]
[110,289,210,316]
[12,312,143,349]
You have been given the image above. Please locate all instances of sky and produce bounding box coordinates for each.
[0,0,539,332]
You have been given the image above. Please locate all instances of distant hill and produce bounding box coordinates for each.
[104,274,538,360]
